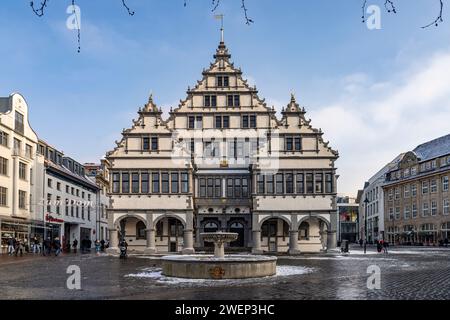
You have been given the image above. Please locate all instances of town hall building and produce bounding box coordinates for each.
[105,38,339,254]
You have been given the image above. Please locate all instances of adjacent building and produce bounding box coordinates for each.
[358,153,404,243]
[0,93,45,254]
[336,196,359,244]
[37,140,100,248]
[383,135,450,245]
[105,39,339,254]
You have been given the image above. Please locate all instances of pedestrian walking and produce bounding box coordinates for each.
[359,238,363,248]
[33,236,40,254]
[72,238,78,254]
[100,239,105,252]
[383,240,389,254]
[53,237,61,256]
[43,237,52,256]
[7,237,15,255]
[95,239,101,255]
[14,239,23,256]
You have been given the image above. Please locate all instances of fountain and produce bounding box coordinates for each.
[161,232,277,279]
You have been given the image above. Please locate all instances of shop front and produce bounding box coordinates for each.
[44,214,63,241]
[0,218,31,254]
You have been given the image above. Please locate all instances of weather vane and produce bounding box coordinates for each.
[214,14,224,43]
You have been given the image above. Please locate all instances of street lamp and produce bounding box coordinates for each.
[363,196,369,254]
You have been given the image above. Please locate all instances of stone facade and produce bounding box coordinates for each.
[383,135,450,245]
[105,40,339,254]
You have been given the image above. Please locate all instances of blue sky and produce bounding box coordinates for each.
[1,0,450,196]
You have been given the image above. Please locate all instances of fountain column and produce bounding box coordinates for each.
[106,228,119,253]
[144,228,157,254]
[288,230,301,255]
[182,229,195,254]
[251,230,263,254]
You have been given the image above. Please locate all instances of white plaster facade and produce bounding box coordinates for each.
[0,93,45,253]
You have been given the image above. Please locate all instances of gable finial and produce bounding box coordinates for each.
[214,14,225,43]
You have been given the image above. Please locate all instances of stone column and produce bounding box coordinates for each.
[327,230,337,250]
[288,230,301,255]
[144,228,157,254]
[182,229,195,254]
[251,230,263,254]
[106,228,119,254]
[195,222,201,247]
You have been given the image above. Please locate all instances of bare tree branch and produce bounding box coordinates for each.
[361,0,367,23]
[71,0,81,53]
[121,0,135,16]
[384,0,397,14]
[30,0,49,17]
[241,0,254,25]
[422,0,444,28]
[362,0,396,23]
[211,0,221,12]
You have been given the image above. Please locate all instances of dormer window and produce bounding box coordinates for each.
[242,114,256,128]
[217,75,229,87]
[143,137,150,151]
[227,95,240,107]
[188,115,203,129]
[285,136,302,152]
[204,95,217,107]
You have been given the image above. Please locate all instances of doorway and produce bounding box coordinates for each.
[229,221,245,247]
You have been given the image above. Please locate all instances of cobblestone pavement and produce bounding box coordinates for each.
[0,246,449,300]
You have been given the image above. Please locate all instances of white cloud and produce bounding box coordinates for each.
[310,49,450,196]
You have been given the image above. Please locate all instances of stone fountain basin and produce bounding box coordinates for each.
[161,255,277,279]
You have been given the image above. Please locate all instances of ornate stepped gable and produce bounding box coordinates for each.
[106,40,338,159]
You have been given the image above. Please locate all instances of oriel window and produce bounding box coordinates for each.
[152,172,160,193]
[132,173,140,193]
[161,172,169,193]
[276,174,284,194]
[200,178,207,197]
[315,173,323,193]
[306,173,313,194]
[286,173,293,194]
[181,172,189,193]
[171,172,179,194]
[122,173,130,193]
[141,173,149,193]
[113,173,120,193]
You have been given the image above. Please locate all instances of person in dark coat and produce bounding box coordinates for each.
[43,237,52,256]
[7,237,15,255]
[100,239,105,252]
[383,240,389,254]
[53,237,61,256]
[72,238,78,253]
[14,239,24,256]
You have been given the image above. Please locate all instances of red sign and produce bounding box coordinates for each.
[45,214,64,223]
